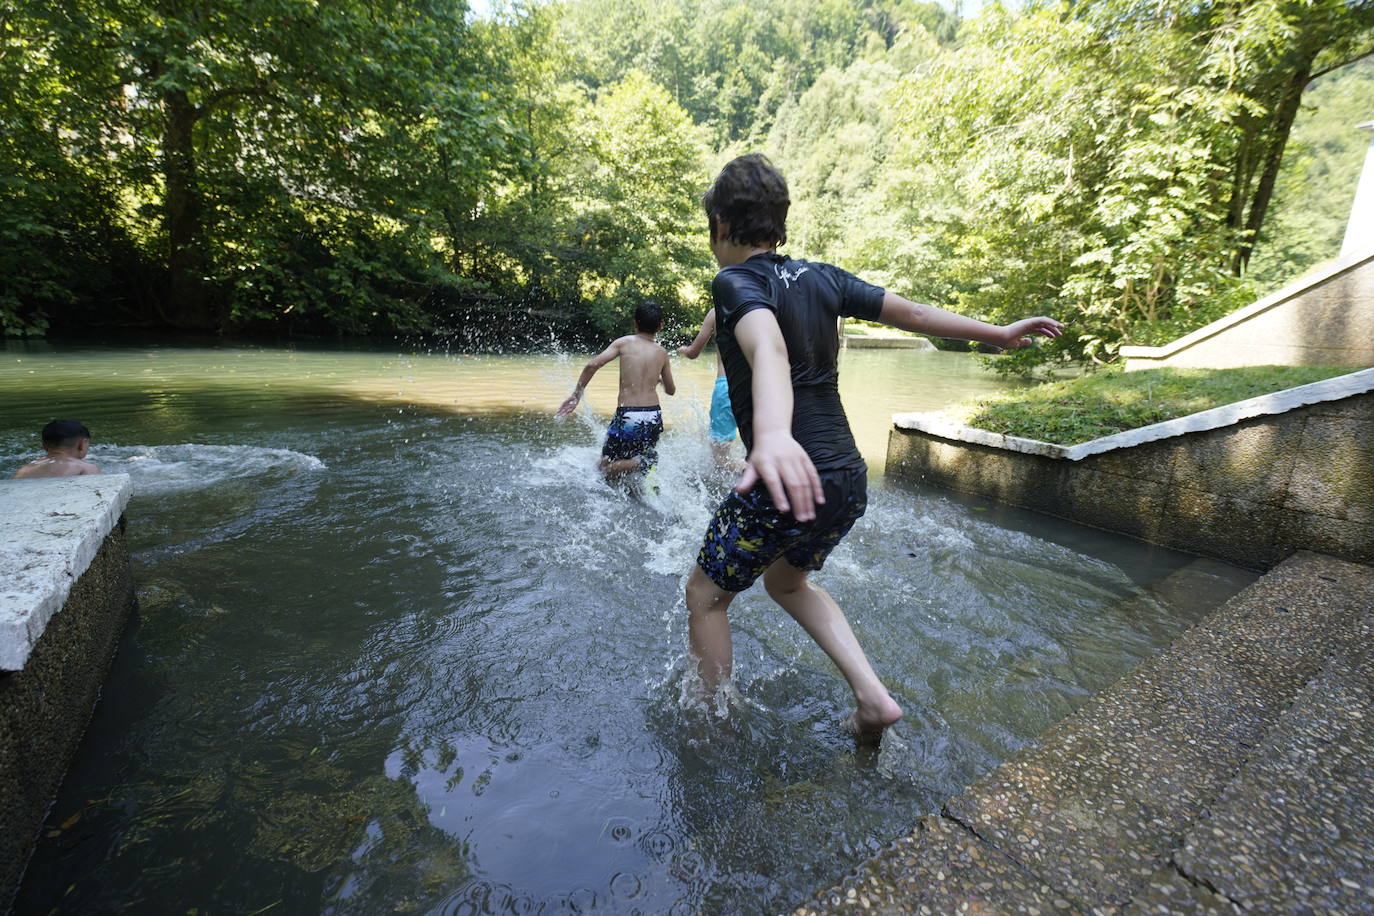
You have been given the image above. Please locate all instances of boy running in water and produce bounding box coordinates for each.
[676,308,740,470]
[685,154,1063,738]
[558,301,677,480]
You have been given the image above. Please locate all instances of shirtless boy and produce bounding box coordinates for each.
[685,154,1064,738]
[557,301,677,480]
[13,420,101,478]
[677,308,740,470]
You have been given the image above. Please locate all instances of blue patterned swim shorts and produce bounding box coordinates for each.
[696,466,867,592]
[601,405,664,471]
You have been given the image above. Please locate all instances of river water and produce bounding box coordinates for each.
[3,341,1251,914]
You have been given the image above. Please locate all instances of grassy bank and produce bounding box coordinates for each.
[953,365,1358,445]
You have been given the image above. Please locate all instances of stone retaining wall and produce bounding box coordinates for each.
[0,475,135,909]
[886,376,1374,569]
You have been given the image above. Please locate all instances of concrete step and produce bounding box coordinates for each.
[1125,606,1374,913]
[795,551,1374,915]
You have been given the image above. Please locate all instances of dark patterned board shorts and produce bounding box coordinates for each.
[697,465,868,592]
[601,405,664,471]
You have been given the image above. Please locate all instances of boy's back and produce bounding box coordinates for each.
[13,455,100,478]
[556,301,675,481]
[13,419,100,479]
[610,333,670,407]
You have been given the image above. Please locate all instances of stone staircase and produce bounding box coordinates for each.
[796,551,1374,914]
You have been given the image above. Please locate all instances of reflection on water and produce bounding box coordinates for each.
[2,341,1252,914]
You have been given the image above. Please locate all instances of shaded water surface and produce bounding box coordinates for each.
[3,342,1247,914]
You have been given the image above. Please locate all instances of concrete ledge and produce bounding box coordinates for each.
[894,367,1374,462]
[888,379,1374,568]
[0,478,137,908]
[0,475,132,671]
[1160,611,1374,910]
[844,336,937,350]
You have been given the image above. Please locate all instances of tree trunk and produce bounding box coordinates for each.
[1233,56,1316,273]
[163,88,219,331]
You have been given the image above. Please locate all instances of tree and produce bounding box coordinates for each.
[0,1,133,335]
[1080,0,1374,272]
[1248,57,1374,287]
[556,71,712,337]
[9,0,527,334]
[557,0,958,145]
[871,7,1253,372]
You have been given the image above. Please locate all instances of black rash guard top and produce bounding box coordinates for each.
[712,251,885,472]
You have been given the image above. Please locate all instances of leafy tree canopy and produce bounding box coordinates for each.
[4,0,1370,363]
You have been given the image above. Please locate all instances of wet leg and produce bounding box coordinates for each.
[709,439,743,474]
[599,456,645,479]
[686,564,737,693]
[763,560,903,735]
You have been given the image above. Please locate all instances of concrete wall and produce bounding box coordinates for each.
[1121,251,1374,370]
[0,475,136,909]
[1341,124,1374,260]
[886,391,1374,570]
[843,336,937,350]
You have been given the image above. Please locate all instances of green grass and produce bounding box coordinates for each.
[953,365,1359,445]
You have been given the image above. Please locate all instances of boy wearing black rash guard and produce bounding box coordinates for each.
[684,154,1064,738]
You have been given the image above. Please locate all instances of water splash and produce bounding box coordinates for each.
[92,443,325,495]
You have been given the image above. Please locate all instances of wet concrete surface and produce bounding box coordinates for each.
[797,551,1374,915]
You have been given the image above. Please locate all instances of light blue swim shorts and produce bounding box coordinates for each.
[709,375,738,442]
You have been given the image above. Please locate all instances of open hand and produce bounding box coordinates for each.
[999,316,1065,350]
[735,434,824,521]
[555,393,580,416]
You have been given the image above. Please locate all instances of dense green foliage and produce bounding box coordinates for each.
[558,0,957,146]
[961,364,1357,443]
[3,0,1371,354]
[1,0,716,341]
[768,0,1374,374]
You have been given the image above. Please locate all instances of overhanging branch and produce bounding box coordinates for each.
[1310,46,1374,82]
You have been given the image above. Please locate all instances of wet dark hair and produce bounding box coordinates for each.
[634,301,663,333]
[42,419,90,448]
[702,153,789,248]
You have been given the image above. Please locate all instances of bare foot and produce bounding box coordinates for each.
[842,693,904,745]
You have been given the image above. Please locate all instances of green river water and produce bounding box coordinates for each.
[2,340,1249,914]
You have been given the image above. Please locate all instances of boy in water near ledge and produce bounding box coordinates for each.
[685,154,1064,739]
[13,420,101,479]
[557,301,676,481]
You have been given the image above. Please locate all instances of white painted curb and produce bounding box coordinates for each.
[893,368,1374,462]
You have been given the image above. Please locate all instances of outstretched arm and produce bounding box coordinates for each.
[879,292,1064,349]
[676,309,717,358]
[732,309,824,521]
[556,341,621,415]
